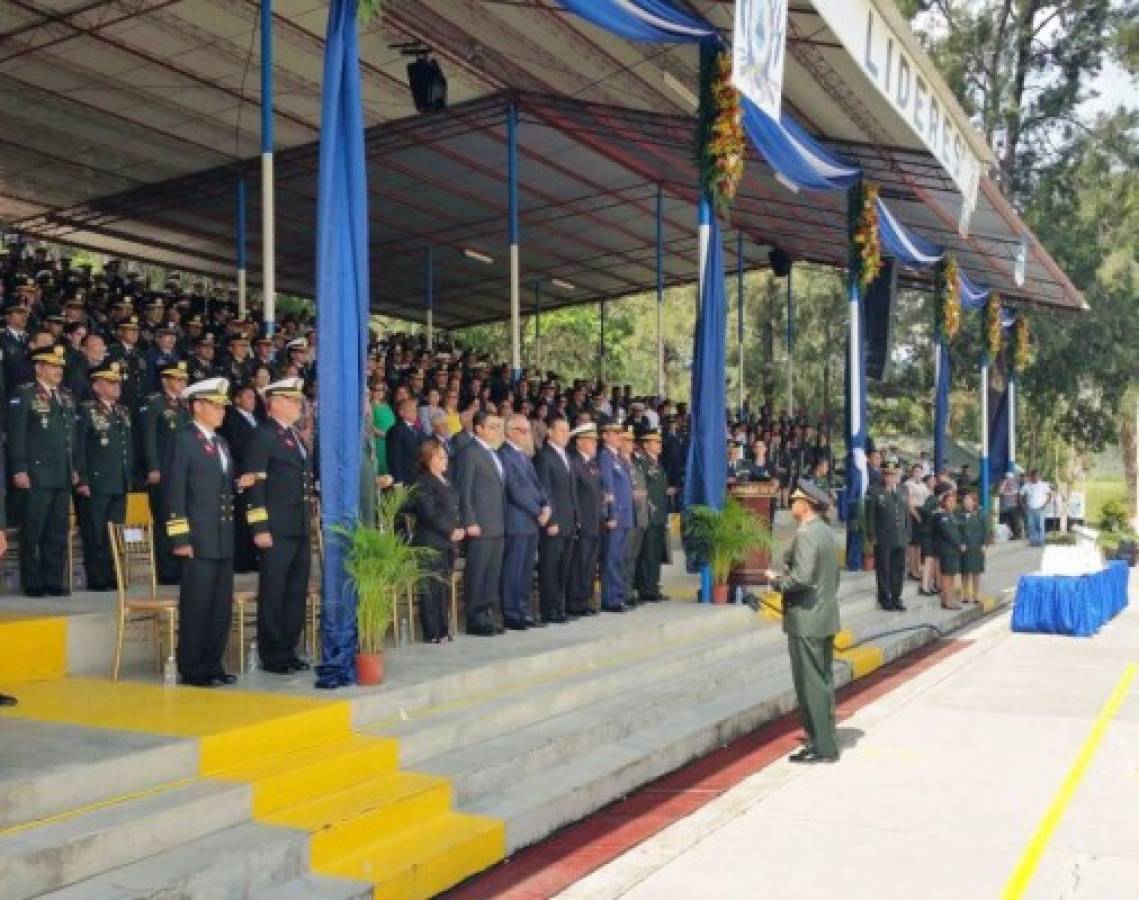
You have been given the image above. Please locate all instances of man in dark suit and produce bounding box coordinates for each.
[534,415,578,624]
[568,423,603,615]
[386,397,422,487]
[498,414,551,629]
[598,421,634,612]
[243,377,314,674]
[163,377,237,687]
[455,411,506,636]
[220,383,260,573]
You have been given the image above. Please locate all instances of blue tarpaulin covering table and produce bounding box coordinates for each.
[1011,561,1130,636]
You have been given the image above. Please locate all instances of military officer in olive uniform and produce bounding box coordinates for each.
[139,360,190,584]
[106,316,147,413]
[242,377,314,674]
[866,459,911,611]
[622,427,649,606]
[187,333,218,384]
[6,345,78,596]
[74,361,134,591]
[634,429,671,603]
[163,377,237,687]
[764,482,841,763]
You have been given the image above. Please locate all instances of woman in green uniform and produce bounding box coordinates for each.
[918,473,939,596]
[932,484,965,610]
[956,489,988,605]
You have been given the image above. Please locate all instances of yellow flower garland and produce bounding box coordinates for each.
[701,51,746,209]
[941,256,961,340]
[985,293,1003,359]
[1012,315,1031,373]
[854,182,882,287]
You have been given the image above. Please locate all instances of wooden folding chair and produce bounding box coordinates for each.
[125,491,153,525]
[109,522,178,681]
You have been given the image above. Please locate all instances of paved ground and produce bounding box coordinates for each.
[557,568,1139,900]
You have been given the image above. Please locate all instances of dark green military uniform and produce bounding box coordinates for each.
[634,434,671,603]
[74,362,134,591]
[956,509,988,575]
[866,475,911,610]
[775,505,841,760]
[624,444,649,604]
[5,347,77,596]
[139,369,191,583]
[932,509,964,576]
[106,322,147,412]
[244,391,314,672]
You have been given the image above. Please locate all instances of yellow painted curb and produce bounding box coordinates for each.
[836,645,884,678]
[0,615,67,682]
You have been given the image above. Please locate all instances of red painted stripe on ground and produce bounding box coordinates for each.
[444,638,970,900]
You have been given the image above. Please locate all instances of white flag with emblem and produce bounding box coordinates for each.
[732,0,788,121]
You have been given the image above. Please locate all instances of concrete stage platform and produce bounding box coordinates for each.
[0,538,1037,898]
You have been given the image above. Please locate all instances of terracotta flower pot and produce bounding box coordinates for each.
[355,652,385,686]
[712,583,730,605]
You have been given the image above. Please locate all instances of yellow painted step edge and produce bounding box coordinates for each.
[836,645,885,679]
[0,616,67,682]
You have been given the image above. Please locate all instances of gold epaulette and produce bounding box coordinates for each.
[246,507,268,524]
[166,517,190,537]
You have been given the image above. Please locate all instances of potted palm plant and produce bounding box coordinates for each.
[336,486,434,685]
[685,498,773,604]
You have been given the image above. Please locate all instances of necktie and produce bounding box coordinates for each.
[212,435,228,474]
[291,427,307,460]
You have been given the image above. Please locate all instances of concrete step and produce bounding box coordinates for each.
[417,649,794,807]
[40,822,307,900]
[0,721,197,829]
[0,780,252,900]
[318,811,505,900]
[251,873,373,900]
[465,594,1011,852]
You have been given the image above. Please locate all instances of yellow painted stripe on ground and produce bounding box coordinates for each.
[833,628,855,651]
[836,645,884,678]
[1002,663,1138,900]
[0,615,67,682]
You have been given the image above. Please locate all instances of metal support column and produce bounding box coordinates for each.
[508,102,521,381]
[786,266,794,417]
[260,0,276,335]
[656,183,664,399]
[424,246,434,350]
[980,354,990,514]
[236,177,247,319]
[1008,373,1017,474]
[533,281,541,371]
[736,231,744,421]
[599,299,607,383]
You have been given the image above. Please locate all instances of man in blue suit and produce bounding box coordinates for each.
[598,421,634,612]
[498,413,552,630]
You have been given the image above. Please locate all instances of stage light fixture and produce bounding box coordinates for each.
[463,248,494,265]
[769,248,792,278]
[392,41,447,114]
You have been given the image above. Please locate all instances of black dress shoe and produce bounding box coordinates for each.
[892,600,907,612]
[24,589,44,598]
[0,694,18,707]
[524,617,547,628]
[602,604,627,613]
[503,618,529,631]
[789,748,839,764]
[45,588,69,597]
[262,663,294,675]
[181,676,216,688]
[289,659,311,672]
[466,622,496,636]
[211,673,238,686]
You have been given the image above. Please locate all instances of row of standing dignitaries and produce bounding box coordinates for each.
[450,413,672,637]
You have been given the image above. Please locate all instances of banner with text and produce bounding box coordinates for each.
[812,0,983,235]
[732,0,788,120]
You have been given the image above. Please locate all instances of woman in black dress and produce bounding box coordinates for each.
[932,485,965,610]
[408,439,465,643]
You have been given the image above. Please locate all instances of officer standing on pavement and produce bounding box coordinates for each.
[74,361,133,591]
[139,361,190,584]
[6,345,77,596]
[163,377,237,688]
[242,377,314,674]
[598,421,633,612]
[622,426,649,607]
[764,482,841,763]
[634,429,671,603]
[867,459,911,611]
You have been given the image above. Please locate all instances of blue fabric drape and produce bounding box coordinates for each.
[742,99,860,192]
[1012,561,1129,636]
[957,267,989,310]
[557,0,716,43]
[934,338,950,474]
[876,200,944,268]
[988,382,1009,485]
[315,0,369,690]
[683,194,728,510]
[844,188,868,570]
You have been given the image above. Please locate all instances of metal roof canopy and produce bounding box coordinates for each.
[0,0,1083,327]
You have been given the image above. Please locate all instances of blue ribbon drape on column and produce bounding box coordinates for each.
[934,338,950,474]
[683,195,728,510]
[315,0,369,689]
[877,200,944,268]
[557,0,715,42]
